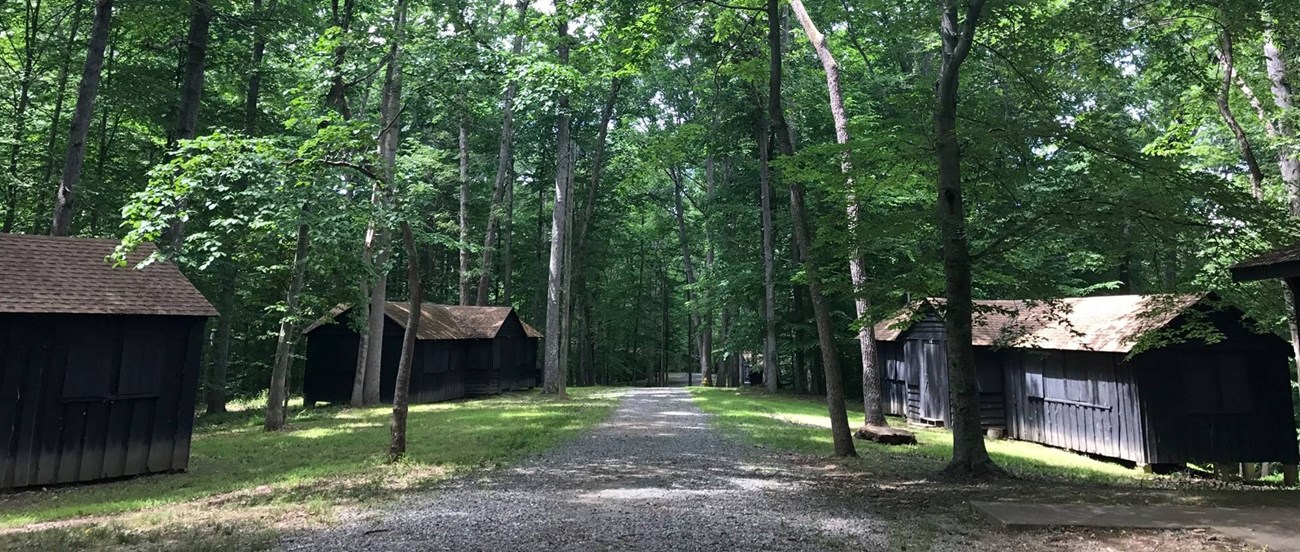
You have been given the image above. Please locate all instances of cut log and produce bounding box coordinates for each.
[855,424,918,446]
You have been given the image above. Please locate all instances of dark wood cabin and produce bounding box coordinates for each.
[302,303,541,406]
[0,234,215,490]
[875,294,1298,468]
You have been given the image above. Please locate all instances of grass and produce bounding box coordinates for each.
[0,388,621,550]
[689,386,1154,486]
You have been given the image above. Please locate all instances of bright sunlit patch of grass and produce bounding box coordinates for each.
[0,388,621,542]
[689,387,1151,486]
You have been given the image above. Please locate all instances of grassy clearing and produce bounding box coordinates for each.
[689,386,1155,486]
[0,388,621,550]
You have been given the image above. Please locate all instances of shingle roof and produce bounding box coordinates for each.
[306,303,542,339]
[0,233,217,317]
[1230,243,1300,282]
[874,294,1204,353]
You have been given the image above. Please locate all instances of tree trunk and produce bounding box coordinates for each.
[558,141,576,386]
[1264,30,1300,215]
[366,0,404,406]
[51,0,113,236]
[788,0,886,427]
[756,113,779,392]
[210,0,276,415]
[542,8,571,396]
[41,0,87,195]
[1214,29,1264,199]
[265,212,311,431]
[788,182,856,457]
[502,176,514,305]
[4,0,43,234]
[458,121,472,305]
[171,0,211,146]
[390,221,421,460]
[475,0,529,305]
[671,168,709,386]
[936,0,999,477]
[163,0,213,250]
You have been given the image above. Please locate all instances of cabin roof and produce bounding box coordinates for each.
[306,303,542,340]
[0,233,217,317]
[1231,243,1300,282]
[874,294,1204,353]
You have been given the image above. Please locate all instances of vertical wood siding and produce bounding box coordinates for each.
[0,314,204,489]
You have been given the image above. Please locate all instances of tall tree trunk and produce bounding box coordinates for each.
[671,168,709,386]
[171,0,211,146]
[936,0,998,477]
[386,0,413,447]
[42,0,87,192]
[542,7,571,396]
[502,176,514,305]
[458,121,472,305]
[756,112,779,392]
[4,0,42,234]
[265,211,311,431]
[767,0,853,456]
[1214,29,1264,199]
[558,141,576,386]
[1264,30,1300,215]
[475,0,529,305]
[163,0,213,250]
[788,0,886,427]
[1259,28,1300,376]
[210,0,277,415]
[51,0,112,236]
[390,224,420,459]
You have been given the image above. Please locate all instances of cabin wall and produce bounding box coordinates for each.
[884,314,1002,427]
[0,313,205,489]
[303,323,362,405]
[1003,350,1147,463]
[879,342,907,417]
[1135,340,1299,465]
[463,340,500,396]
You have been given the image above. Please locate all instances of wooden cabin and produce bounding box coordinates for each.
[302,303,541,406]
[875,294,1299,468]
[0,234,215,490]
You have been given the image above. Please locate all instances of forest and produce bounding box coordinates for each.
[3,0,1300,475]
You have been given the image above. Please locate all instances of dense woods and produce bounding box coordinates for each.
[4,0,1300,467]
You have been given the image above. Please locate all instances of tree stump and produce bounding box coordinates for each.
[855,425,918,446]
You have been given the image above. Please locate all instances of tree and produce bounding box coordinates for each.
[542,1,573,396]
[50,0,112,236]
[475,0,530,306]
[935,0,999,477]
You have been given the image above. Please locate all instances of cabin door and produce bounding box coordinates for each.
[919,339,949,424]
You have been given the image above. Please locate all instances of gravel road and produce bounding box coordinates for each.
[280,388,888,551]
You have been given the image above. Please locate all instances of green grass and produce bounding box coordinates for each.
[689,387,1151,486]
[0,388,621,531]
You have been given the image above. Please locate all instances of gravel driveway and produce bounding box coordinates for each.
[280,388,888,551]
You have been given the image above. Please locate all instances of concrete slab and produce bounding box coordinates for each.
[973,502,1300,551]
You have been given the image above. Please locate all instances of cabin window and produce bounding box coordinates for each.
[424,345,451,374]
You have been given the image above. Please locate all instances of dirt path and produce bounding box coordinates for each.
[280,388,888,551]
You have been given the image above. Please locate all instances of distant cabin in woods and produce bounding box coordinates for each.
[302,303,541,406]
[0,234,216,490]
[874,294,1299,469]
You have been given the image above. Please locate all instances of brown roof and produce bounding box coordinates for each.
[0,233,216,317]
[874,294,1204,353]
[1231,243,1300,282]
[306,303,542,339]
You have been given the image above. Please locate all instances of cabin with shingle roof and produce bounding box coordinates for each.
[0,234,216,489]
[302,303,541,406]
[875,294,1298,468]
